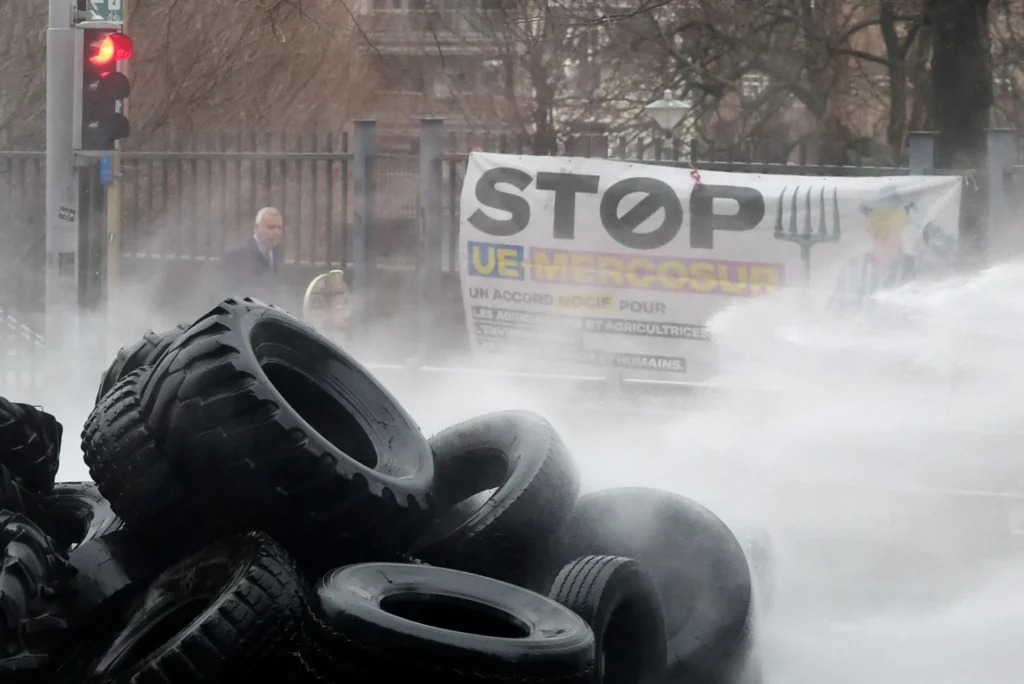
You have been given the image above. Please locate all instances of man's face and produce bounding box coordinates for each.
[256,212,284,248]
[866,207,908,248]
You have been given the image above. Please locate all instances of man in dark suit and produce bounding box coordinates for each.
[221,207,285,304]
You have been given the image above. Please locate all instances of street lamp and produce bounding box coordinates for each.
[645,89,688,159]
[645,89,688,133]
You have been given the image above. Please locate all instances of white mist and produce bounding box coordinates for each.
[50,261,1024,683]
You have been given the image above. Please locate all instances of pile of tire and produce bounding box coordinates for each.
[0,296,760,684]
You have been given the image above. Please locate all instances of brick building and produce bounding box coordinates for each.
[354,0,516,151]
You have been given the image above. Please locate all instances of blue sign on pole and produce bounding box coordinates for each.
[99,156,112,186]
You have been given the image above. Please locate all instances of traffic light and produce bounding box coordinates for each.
[80,29,133,151]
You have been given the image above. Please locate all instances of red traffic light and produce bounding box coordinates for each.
[88,33,133,66]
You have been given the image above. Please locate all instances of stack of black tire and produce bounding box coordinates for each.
[0,296,760,684]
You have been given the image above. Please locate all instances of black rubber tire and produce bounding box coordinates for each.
[409,410,579,583]
[34,482,124,554]
[70,530,307,683]
[95,323,189,406]
[131,297,434,564]
[548,555,666,684]
[83,368,206,552]
[532,488,755,684]
[0,465,41,518]
[0,510,75,676]
[742,529,774,615]
[301,562,595,684]
[51,531,163,684]
[65,529,157,620]
[0,399,62,494]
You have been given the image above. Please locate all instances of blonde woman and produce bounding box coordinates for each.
[303,270,351,346]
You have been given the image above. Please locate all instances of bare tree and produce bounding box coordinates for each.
[0,1,47,145]
[420,0,617,153]
[0,0,384,143]
[875,0,926,157]
[613,0,876,159]
[593,0,934,163]
[925,0,992,171]
[0,0,1009,166]
[127,0,381,134]
[988,0,1024,129]
[338,0,647,152]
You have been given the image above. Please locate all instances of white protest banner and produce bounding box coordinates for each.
[458,152,962,382]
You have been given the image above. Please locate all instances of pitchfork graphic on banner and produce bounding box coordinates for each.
[773,185,841,286]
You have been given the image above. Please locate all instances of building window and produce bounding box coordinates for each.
[450,67,473,92]
[481,59,504,90]
[995,75,1014,97]
[741,72,770,99]
[445,0,501,9]
[381,57,426,93]
[372,0,424,10]
[427,57,479,95]
[433,61,476,96]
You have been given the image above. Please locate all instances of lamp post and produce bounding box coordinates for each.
[645,89,688,158]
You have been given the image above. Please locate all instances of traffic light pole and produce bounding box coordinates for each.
[80,163,107,312]
[46,1,128,378]
[106,150,121,358]
[107,7,127,359]
[45,0,82,369]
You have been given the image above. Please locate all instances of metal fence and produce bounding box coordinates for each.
[0,120,1008,395]
[0,148,46,391]
[120,132,355,267]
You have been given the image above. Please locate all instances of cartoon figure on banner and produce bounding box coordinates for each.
[773,185,841,286]
[828,185,954,311]
[303,269,351,345]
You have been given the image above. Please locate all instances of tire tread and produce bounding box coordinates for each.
[82,369,204,545]
[0,399,62,494]
[302,605,592,683]
[0,511,74,673]
[95,323,189,406]
[134,533,305,681]
[132,298,432,562]
[550,555,620,616]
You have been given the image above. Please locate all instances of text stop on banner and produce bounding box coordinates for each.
[458,153,963,382]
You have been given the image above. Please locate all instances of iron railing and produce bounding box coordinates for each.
[0,123,996,395]
[119,133,355,268]
[0,149,45,392]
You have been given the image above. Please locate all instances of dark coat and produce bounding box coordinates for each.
[220,236,285,305]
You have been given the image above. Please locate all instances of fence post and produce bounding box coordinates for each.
[986,128,1018,262]
[907,131,936,173]
[352,120,376,343]
[417,117,445,365]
